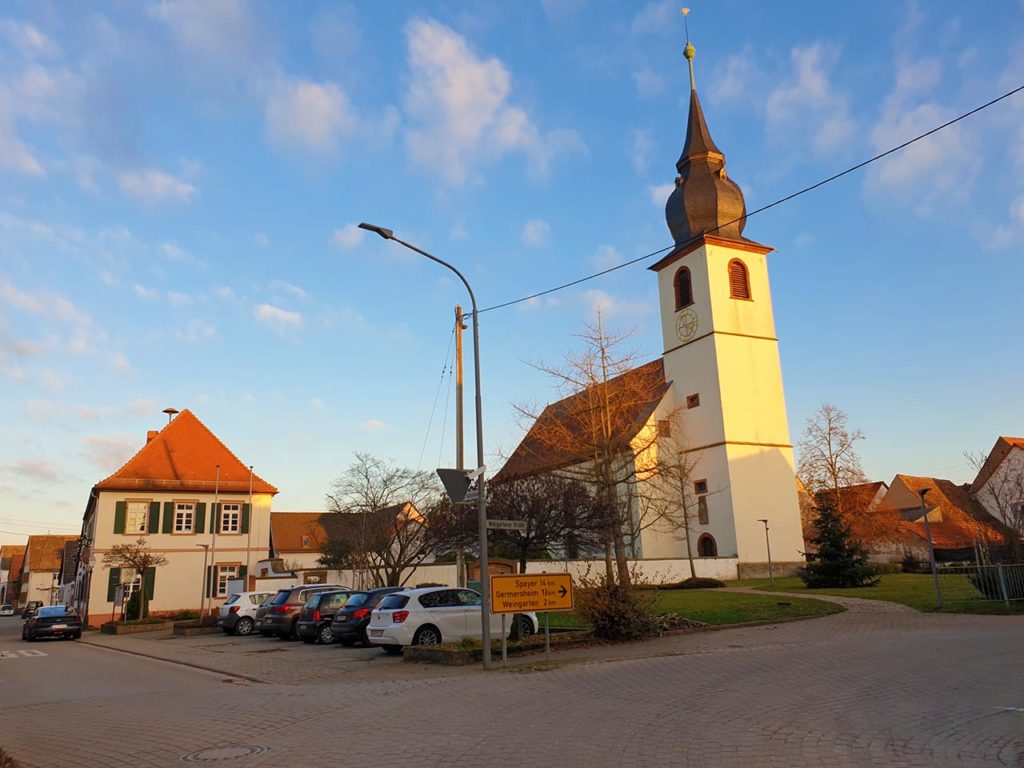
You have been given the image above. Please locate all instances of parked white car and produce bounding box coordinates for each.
[367,587,537,655]
[0,604,13,616]
[218,591,276,636]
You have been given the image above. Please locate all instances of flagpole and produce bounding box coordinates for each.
[247,465,254,586]
[207,464,220,618]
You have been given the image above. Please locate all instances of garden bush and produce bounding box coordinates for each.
[575,575,656,641]
[661,577,726,590]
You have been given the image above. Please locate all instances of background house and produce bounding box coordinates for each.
[20,534,78,606]
[1,544,26,607]
[969,436,1024,533]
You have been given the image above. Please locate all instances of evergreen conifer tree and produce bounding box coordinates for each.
[799,503,880,588]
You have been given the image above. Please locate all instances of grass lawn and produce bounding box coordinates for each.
[735,573,1024,615]
[540,588,843,629]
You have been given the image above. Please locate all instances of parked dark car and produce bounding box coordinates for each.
[22,605,82,641]
[296,589,353,644]
[21,600,43,619]
[258,584,347,640]
[330,587,405,646]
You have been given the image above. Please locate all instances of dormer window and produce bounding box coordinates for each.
[675,267,693,309]
[728,259,750,300]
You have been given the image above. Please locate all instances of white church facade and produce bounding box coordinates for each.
[499,40,805,575]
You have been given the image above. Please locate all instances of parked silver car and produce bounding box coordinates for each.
[218,591,276,636]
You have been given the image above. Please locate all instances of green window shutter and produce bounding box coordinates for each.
[213,503,221,533]
[207,565,215,598]
[144,567,155,600]
[195,503,206,534]
[162,502,174,534]
[239,565,248,584]
[106,568,121,602]
[113,502,126,535]
[241,504,250,534]
[148,502,160,534]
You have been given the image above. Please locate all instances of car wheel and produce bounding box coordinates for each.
[21,626,27,640]
[235,617,254,636]
[318,625,335,645]
[71,632,81,640]
[518,614,535,638]
[412,625,442,647]
[382,644,403,656]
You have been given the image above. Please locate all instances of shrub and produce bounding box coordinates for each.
[661,577,725,590]
[900,553,924,573]
[124,591,149,621]
[575,575,656,642]
[0,747,22,768]
[799,504,880,588]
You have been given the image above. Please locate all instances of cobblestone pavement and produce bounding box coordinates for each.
[1,609,1022,768]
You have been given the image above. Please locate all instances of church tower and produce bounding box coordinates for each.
[648,36,804,566]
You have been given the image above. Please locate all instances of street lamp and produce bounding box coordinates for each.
[196,544,210,620]
[918,489,941,610]
[757,519,773,586]
[359,222,494,668]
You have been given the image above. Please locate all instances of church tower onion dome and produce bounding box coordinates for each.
[665,41,749,246]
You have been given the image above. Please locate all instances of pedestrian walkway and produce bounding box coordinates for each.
[721,586,918,613]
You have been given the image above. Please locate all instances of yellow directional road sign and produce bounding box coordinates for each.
[490,573,574,614]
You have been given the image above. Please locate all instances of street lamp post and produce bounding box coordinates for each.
[757,519,773,586]
[359,222,494,668]
[196,544,210,620]
[919,489,941,610]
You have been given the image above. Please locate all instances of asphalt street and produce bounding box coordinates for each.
[0,608,1022,768]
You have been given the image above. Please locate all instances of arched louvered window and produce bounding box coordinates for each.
[675,267,693,309]
[728,259,751,299]
[697,534,718,558]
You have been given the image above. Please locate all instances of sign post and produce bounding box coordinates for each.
[489,573,574,665]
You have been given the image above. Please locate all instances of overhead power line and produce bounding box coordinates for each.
[478,83,1024,315]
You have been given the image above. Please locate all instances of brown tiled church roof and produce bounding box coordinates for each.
[25,534,78,573]
[496,359,669,482]
[94,409,277,495]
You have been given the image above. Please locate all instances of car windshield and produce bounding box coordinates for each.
[37,606,70,617]
[224,594,240,605]
[269,591,291,606]
[344,593,370,608]
[378,595,409,610]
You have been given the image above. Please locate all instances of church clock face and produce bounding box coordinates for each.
[675,308,698,342]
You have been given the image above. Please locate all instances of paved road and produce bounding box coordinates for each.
[1,609,1022,768]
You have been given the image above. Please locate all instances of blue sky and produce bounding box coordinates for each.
[1,1,1023,546]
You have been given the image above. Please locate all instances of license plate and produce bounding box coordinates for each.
[370,629,383,637]
[52,624,67,629]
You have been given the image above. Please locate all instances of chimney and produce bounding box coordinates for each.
[147,430,159,443]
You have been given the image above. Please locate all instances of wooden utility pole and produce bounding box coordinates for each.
[455,305,467,587]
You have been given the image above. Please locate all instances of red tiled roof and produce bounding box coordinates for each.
[8,552,25,581]
[891,475,990,524]
[901,520,1007,549]
[969,436,1024,495]
[271,505,416,554]
[496,359,669,482]
[94,409,277,495]
[25,535,78,573]
[1,544,26,568]
[3,545,26,579]
[816,481,888,516]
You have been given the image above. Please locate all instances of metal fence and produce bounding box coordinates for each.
[933,563,1024,607]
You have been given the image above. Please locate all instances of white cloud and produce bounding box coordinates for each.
[630,2,675,36]
[0,20,60,59]
[270,280,308,299]
[360,418,391,432]
[133,284,158,300]
[254,303,302,330]
[160,242,205,269]
[583,289,649,320]
[521,219,551,247]
[310,397,323,408]
[649,183,674,207]
[403,18,584,184]
[266,77,355,153]
[118,169,197,203]
[149,0,259,69]
[632,67,665,99]
[330,223,364,248]
[215,286,237,300]
[709,51,757,106]
[176,319,217,343]
[765,43,855,155]
[1012,195,1024,225]
[255,232,269,248]
[0,113,45,176]
[166,291,192,307]
[6,458,61,483]
[0,281,91,326]
[630,130,654,175]
[591,245,623,269]
[81,434,139,471]
[39,369,66,393]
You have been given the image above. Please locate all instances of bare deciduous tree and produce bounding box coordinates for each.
[966,447,1024,561]
[102,537,168,619]
[797,403,867,516]
[512,313,673,588]
[325,453,441,586]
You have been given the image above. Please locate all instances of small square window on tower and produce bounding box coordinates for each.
[686,393,700,409]
[657,419,671,437]
[694,479,708,495]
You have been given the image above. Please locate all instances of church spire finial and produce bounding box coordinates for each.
[682,8,696,91]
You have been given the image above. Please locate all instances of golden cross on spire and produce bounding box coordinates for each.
[682,8,696,91]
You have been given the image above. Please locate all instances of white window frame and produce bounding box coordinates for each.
[216,565,239,597]
[174,502,195,534]
[126,501,149,535]
[220,503,241,534]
